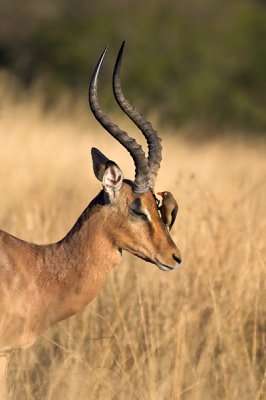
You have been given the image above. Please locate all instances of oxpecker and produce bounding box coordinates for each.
[157,191,178,231]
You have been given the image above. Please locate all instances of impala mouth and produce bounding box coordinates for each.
[131,251,181,271]
[155,260,181,272]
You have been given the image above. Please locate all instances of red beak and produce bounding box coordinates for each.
[157,192,163,196]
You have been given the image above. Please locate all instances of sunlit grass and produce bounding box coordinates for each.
[1,73,266,399]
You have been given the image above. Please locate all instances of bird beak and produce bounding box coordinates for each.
[157,192,163,196]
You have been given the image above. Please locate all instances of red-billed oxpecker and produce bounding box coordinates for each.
[157,191,178,231]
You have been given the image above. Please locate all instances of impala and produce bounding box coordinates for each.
[0,42,181,397]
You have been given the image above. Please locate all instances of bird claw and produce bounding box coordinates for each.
[153,194,161,209]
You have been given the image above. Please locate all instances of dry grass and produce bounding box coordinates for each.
[1,72,266,399]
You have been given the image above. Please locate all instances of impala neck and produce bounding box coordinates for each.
[42,191,121,326]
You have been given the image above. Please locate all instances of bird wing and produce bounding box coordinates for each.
[169,203,178,231]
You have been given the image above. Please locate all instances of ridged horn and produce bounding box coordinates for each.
[88,46,150,194]
[113,41,162,190]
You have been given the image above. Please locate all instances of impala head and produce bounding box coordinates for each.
[89,41,182,271]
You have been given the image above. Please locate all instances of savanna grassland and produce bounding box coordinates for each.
[1,73,266,399]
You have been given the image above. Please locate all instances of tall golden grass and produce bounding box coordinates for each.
[1,72,266,399]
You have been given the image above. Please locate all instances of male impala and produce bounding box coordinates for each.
[0,42,181,396]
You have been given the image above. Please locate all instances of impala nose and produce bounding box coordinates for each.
[173,254,182,266]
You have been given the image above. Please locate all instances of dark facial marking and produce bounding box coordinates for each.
[131,198,142,211]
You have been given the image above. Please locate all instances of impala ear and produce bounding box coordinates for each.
[91,148,123,199]
[91,147,110,181]
[102,161,123,199]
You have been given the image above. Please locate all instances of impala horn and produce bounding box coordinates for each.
[89,42,162,194]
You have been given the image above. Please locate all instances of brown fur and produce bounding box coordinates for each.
[0,180,181,354]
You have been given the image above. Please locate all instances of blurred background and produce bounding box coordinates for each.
[1,2,266,399]
[1,0,266,136]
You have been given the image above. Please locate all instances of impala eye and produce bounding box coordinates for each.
[131,208,147,218]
